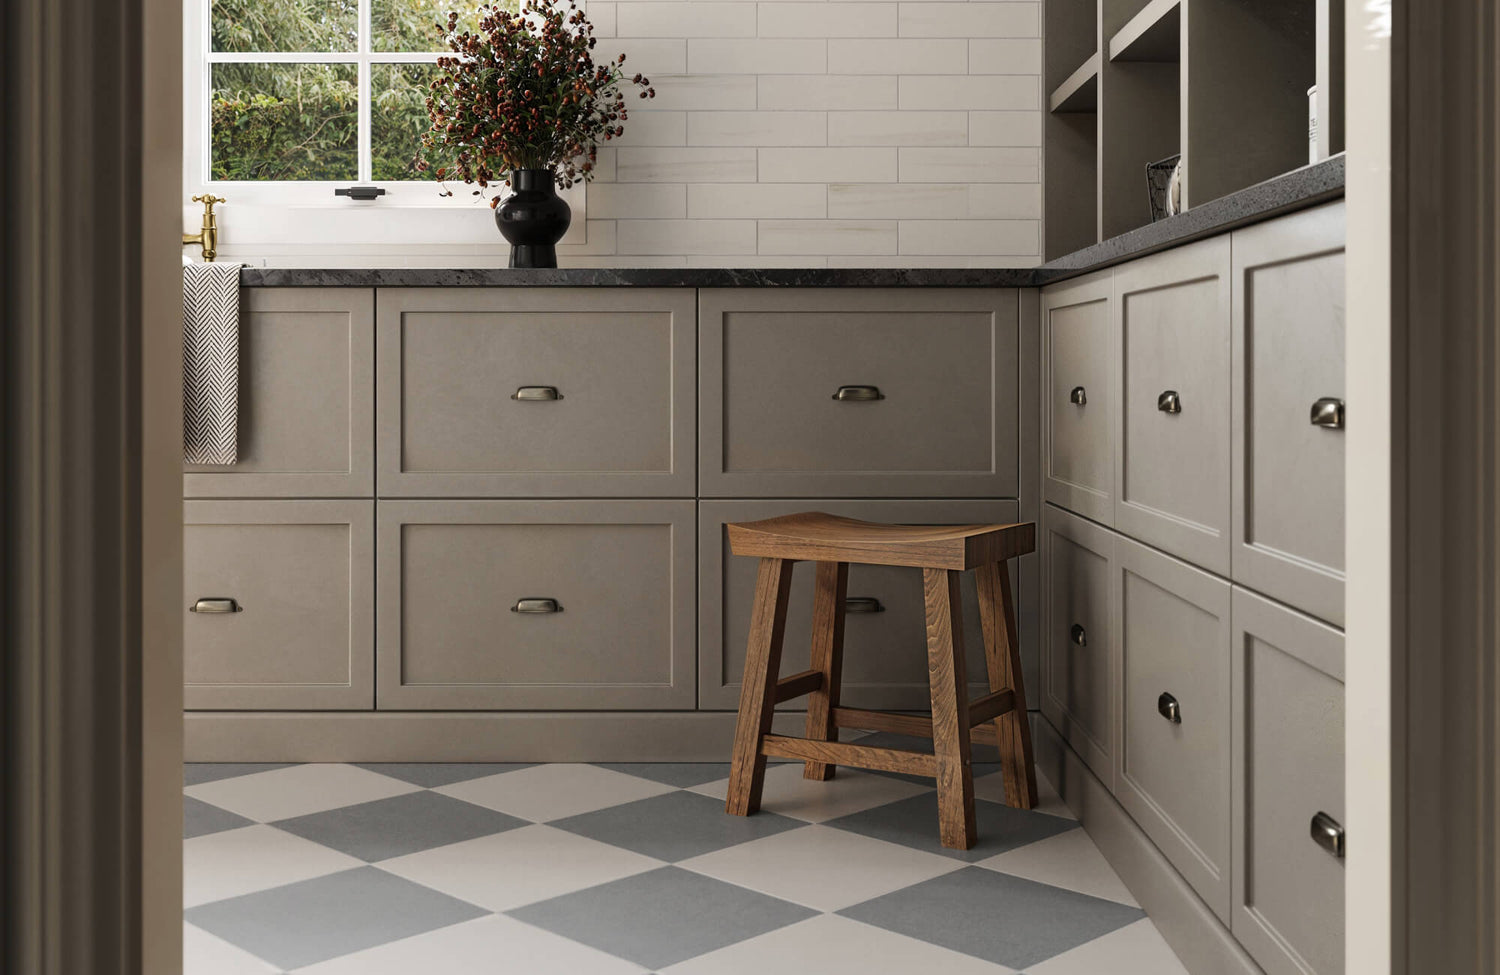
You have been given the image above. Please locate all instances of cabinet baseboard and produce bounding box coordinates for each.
[1036,718,1266,975]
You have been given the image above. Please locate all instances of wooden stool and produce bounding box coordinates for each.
[723,512,1038,850]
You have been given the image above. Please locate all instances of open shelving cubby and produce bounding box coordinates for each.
[1043,0,1345,261]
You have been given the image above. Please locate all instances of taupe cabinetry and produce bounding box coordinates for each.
[1114,235,1233,575]
[376,501,696,710]
[185,288,374,498]
[1114,535,1232,919]
[184,500,374,709]
[699,289,1019,498]
[1231,203,1347,625]
[1231,587,1345,975]
[700,499,1019,711]
[376,288,696,497]
[1042,270,1114,524]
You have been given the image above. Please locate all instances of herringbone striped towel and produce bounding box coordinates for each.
[182,262,243,464]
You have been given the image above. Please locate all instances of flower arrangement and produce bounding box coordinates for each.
[419,0,655,204]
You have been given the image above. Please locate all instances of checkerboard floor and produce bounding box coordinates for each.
[183,749,1188,974]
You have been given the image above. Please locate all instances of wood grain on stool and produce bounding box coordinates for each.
[725,557,793,816]
[978,559,1037,809]
[803,561,848,780]
[924,567,978,849]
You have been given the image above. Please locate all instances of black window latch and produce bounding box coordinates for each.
[334,185,386,200]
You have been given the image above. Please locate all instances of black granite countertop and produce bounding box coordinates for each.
[238,155,1343,289]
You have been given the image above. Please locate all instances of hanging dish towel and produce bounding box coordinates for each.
[182,262,243,465]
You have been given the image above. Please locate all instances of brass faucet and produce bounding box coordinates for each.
[183,194,224,261]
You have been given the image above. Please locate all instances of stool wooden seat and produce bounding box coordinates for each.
[724,512,1039,851]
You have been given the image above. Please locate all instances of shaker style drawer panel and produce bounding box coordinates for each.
[1041,503,1116,788]
[377,501,695,710]
[1232,202,1347,625]
[699,499,1021,711]
[1042,270,1114,524]
[1114,535,1232,920]
[699,289,1019,498]
[1114,237,1233,574]
[185,288,374,498]
[376,288,696,497]
[1232,587,1345,975]
[184,500,374,710]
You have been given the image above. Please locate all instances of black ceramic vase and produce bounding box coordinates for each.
[495,169,572,268]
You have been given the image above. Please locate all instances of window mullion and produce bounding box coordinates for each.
[358,0,372,183]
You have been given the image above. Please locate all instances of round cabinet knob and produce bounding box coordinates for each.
[1310,397,1344,429]
[1310,811,1345,858]
[1157,390,1182,414]
[1070,623,1087,646]
[1157,691,1181,723]
[1069,385,1087,406]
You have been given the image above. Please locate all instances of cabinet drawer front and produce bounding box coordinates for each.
[1115,535,1232,919]
[185,289,374,498]
[1232,588,1345,975]
[700,290,1019,498]
[1232,203,1347,625]
[377,289,696,497]
[1114,238,1233,573]
[377,501,695,709]
[1043,271,1114,523]
[184,500,373,709]
[700,500,1022,711]
[1042,504,1115,786]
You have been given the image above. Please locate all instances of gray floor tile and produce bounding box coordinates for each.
[272,791,527,862]
[184,796,253,839]
[185,865,488,971]
[184,763,295,786]
[508,865,816,970]
[839,866,1144,969]
[353,762,536,788]
[593,762,731,788]
[549,789,805,862]
[823,792,1077,861]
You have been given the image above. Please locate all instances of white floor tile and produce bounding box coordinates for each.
[434,764,677,823]
[184,921,281,975]
[185,764,420,823]
[690,764,931,823]
[678,824,962,911]
[379,824,664,912]
[290,914,650,975]
[973,769,1076,820]
[660,914,1016,975]
[1025,918,1188,975]
[976,828,1138,906]
[184,825,362,908]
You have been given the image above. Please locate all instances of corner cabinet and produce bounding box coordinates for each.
[1039,201,1346,975]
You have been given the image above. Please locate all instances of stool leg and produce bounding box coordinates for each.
[923,568,977,850]
[977,559,1038,809]
[726,557,794,816]
[803,561,849,781]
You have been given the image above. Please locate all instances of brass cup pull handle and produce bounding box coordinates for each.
[1070,385,1087,406]
[1157,390,1182,414]
[833,385,884,402]
[844,596,885,614]
[190,597,242,614]
[1310,397,1345,429]
[1070,623,1087,646]
[1310,811,1345,858]
[511,597,563,614]
[513,386,562,401]
[1157,691,1181,724]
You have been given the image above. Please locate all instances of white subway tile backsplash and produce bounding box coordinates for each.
[828,182,968,218]
[689,111,827,146]
[605,38,689,74]
[590,2,618,37]
[759,147,898,182]
[898,218,1039,255]
[758,219,898,254]
[618,147,760,181]
[555,220,619,256]
[828,110,965,146]
[688,183,828,218]
[968,182,1043,218]
[758,74,899,109]
[967,38,1042,74]
[899,74,1039,110]
[758,3,897,38]
[585,182,689,219]
[641,74,758,110]
[618,218,758,253]
[684,254,830,267]
[899,146,1039,182]
[611,110,688,147]
[618,2,757,37]
[898,2,1039,38]
[828,39,966,74]
[967,110,1042,146]
[687,38,828,74]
